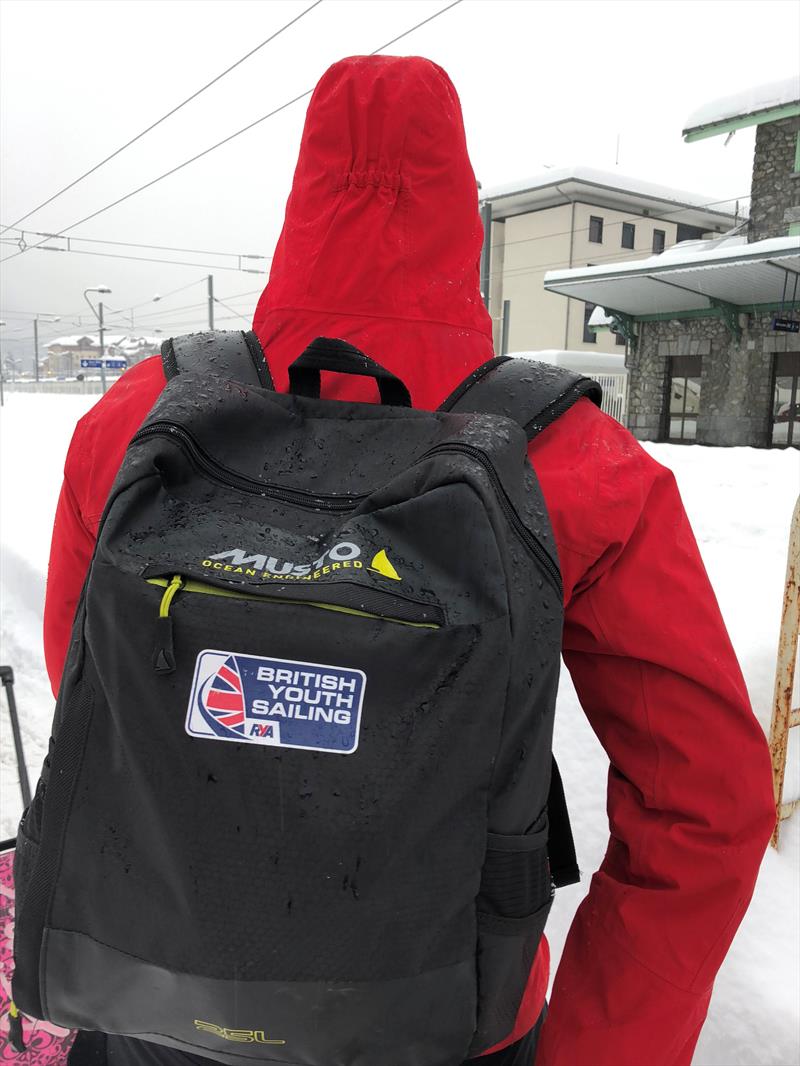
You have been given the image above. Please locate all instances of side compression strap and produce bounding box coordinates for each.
[547,758,580,887]
[161,330,273,390]
[439,355,602,441]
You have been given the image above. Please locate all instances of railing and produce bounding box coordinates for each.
[0,379,112,396]
[2,370,633,421]
[593,372,629,425]
[769,494,800,848]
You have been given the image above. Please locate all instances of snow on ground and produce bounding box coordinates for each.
[0,392,798,1064]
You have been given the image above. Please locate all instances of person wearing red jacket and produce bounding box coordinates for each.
[45,56,774,1066]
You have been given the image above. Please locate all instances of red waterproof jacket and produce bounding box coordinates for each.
[43,57,775,1065]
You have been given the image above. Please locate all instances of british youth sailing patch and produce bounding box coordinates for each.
[186,650,365,754]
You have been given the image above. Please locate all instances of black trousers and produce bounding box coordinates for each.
[67,1011,546,1066]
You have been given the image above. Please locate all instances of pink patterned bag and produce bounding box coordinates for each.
[0,849,75,1063]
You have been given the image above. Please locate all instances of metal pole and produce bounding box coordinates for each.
[501,300,511,356]
[33,317,39,382]
[1,666,31,809]
[208,274,215,329]
[479,203,492,311]
[99,301,107,394]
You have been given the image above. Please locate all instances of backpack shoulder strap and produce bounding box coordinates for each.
[439,355,602,440]
[441,356,591,888]
[161,330,273,390]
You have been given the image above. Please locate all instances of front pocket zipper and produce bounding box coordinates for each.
[133,422,365,512]
[150,575,443,675]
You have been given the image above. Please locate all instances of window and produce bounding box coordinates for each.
[772,351,800,448]
[667,354,702,442]
[676,223,705,243]
[652,229,666,254]
[621,222,635,249]
[614,330,626,346]
[583,303,597,344]
[589,216,604,243]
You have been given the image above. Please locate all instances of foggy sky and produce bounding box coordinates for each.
[1,0,799,356]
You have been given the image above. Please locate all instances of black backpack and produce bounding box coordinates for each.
[13,333,600,1065]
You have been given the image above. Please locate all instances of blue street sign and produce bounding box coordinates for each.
[772,316,800,334]
[79,358,126,369]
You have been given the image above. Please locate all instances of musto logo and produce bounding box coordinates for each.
[202,541,401,581]
[187,650,366,755]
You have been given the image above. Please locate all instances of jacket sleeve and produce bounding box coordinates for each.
[530,403,775,1066]
[43,357,168,697]
[43,459,96,697]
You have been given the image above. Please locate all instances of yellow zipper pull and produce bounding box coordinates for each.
[159,575,184,618]
[154,576,183,675]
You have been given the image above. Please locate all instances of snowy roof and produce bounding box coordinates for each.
[543,235,800,317]
[47,334,96,348]
[46,333,161,350]
[588,306,615,328]
[480,165,739,227]
[112,335,163,350]
[684,76,800,140]
[510,349,626,373]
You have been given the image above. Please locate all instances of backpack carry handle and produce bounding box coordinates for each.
[288,337,412,407]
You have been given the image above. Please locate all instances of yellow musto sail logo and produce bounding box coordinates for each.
[194,1019,286,1045]
[368,549,401,581]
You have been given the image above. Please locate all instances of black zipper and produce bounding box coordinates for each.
[132,422,365,512]
[133,422,561,594]
[419,442,562,596]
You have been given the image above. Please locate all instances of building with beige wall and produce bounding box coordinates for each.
[480,166,739,354]
[542,80,800,449]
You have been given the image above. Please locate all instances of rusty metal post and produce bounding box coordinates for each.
[769,494,800,848]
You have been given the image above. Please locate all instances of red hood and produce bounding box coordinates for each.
[252,55,494,409]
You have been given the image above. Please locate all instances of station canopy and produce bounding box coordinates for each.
[543,235,800,319]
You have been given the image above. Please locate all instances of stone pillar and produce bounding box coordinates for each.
[626,321,668,440]
[748,115,800,243]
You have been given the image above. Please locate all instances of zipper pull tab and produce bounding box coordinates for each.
[153,576,182,675]
[8,1001,27,1052]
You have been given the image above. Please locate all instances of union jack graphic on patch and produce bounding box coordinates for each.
[196,655,246,737]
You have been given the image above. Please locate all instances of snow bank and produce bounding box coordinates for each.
[0,393,798,1064]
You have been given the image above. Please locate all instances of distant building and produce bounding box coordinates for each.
[45,334,162,377]
[479,166,739,355]
[544,77,800,448]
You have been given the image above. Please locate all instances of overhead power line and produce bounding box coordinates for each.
[0,0,324,236]
[213,296,251,324]
[126,277,212,310]
[0,0,464,267]
[23,245,267,273]
[0,278,209,323]
[2,226,270,263]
